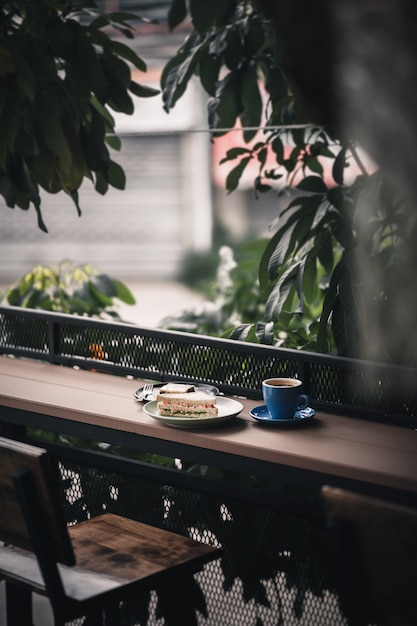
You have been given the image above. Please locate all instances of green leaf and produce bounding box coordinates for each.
[255,321,275,345]
[106,160,125,190]
[107,12,140,23]
[90,274,117,297]
[31,204,46,232]
[332,147,347,185]
[198,50,221,96]
[266,222,297,278]
[104,12,139,37]
[303,258,318,303]
[259,231,280,289]
[161,36,202,111]
[292,128,305,148]
[74,26,107,96]
[225,156,251,193]
[19,160,41,210]
[208,27,229,57]
[87,281,114,307]
[189,0,233,33]
[331,256,363,358]
[100,53,134,113]
[254,177,271,195]
[110,40,147,72]
[316,231,334,273]
[61,125,86,189]
[264,169,283,181]
[31,151,61,193]
[228,324,255,342]
[80,107,107,170]
[168,0,188,31]
[88,15,111,31]
[265,263,300,321]
[265,195,322,283]
[108,87,134,115]
[161,52,187,111]
[316,260,344,352]
[112,279,136,304]
[271,137,284,163]
[297,176,327,193]
[295,261,306,314]
[0,175,15,208]
[257,147,268,168]
[64,188,82,217]
[223,28,243,72]
[129,81,160,98]
[243,325,261,343]
[95,172,108,195]
[91,96,115,129]
[283,158,296,172]
[327,187,345,212]
[208,73,239,132]
[101,50,131,89]
[240,64,263,142]
[105,135,121,151]
[305,155,323,175]
[33,93,72,165]
[220,147,251,163]
[161,47,185,89]
[264,65,288,104]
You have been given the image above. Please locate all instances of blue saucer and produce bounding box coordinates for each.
[249,405,316,426]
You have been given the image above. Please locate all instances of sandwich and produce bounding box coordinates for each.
[156,391,218,417]
[159,383,195,394]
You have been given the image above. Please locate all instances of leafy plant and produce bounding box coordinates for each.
[2,260,136,320]
[161,0,414,365]
[163,238,331,352]
[0,0,159,231]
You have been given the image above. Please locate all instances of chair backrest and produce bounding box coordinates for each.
[321,485,417,626]
[0,436,74,566]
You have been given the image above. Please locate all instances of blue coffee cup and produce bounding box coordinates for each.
[262,377,309,420]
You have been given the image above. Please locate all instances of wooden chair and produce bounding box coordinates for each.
[0,436,221,625]
[321,485,417,626]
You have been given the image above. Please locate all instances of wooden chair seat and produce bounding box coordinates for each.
[0,436,221,625]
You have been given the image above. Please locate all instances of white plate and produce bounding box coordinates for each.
[143,397,244,428]
[134,382,219,402]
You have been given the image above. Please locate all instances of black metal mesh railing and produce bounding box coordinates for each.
[1,305,417,426]
[53,449,348,626]
[1,305,406,625]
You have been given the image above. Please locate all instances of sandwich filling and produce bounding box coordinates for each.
[156,392,218,417]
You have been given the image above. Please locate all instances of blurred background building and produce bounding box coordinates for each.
[0,2,284,283]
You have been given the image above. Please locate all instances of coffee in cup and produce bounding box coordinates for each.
[262,377,309,420]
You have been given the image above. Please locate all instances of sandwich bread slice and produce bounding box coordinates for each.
[159,383,195,394]
[156,391,218,417]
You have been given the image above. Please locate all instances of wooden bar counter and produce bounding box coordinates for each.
[0,355,416,505]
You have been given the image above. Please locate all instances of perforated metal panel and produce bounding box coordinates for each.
[56,454,348,626]
[1,306,417,426]
[1,305,412,625]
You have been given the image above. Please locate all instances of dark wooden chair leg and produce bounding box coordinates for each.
[5,582,33,626]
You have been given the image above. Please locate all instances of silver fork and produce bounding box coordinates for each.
[139,383,153,402]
